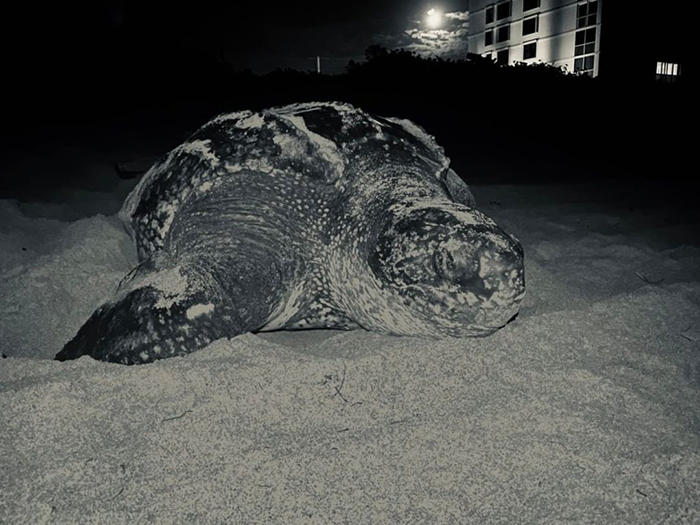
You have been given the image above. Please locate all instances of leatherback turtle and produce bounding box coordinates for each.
[56,102,525,365]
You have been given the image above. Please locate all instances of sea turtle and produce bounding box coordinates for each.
[56,102,525,365]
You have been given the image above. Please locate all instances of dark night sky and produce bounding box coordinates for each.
[6,1,471,77]
[5,1,692,88]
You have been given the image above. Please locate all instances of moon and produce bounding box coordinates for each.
[426,8,443,29]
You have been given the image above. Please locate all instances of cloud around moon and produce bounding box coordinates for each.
[445,11,469,21]
[379,9,469,60]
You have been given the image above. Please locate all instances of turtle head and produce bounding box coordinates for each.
[369,203,525,337]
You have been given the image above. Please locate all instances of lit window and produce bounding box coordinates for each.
[497,48,509,65]
[577,1,598,28]
[496,1,511,20]
[497,25,510,43]
[485,30,494,46]
[523,42,537,60]
[523,15,538,35]
[486,6,495,24]
[656,62,679,76]
[656,61,681,82]
[523,0,540,11]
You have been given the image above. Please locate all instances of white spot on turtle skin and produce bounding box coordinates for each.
[156,202,179,239]
[225,158,275,174]
[140,352,150,362]
[198,181,213,193]
[224,163,244,173]
[210,110,253,125]
[272,133,305,158]
[186,303,215,320]
[177,139,221,166]
[236,114,265,129]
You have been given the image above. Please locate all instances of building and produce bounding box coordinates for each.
[467,1,691,83]
[468,0,603,76]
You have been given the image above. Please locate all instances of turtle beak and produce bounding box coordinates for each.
[431,225,525,333]
[468,232,525,329]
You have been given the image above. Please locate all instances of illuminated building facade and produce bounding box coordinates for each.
[467,1,692,83]
[467,0,603,76]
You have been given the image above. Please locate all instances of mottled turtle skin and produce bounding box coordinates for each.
[56,102,525,365]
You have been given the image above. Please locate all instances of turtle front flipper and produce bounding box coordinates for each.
[55,252,283,365]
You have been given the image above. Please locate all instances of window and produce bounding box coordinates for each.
[523,16,538,35]
[656,61,681,82]
[574,55,595,75]
[523,0,540,11]
[574,28,596,56]
[486,6,494,24]
[496,1,511,20]
[523,42,537,60]
[574,25,596,75]
[577,1,598,28]
[497,48,509,65]
[497,25,510,43]
[656,62,679,76]
[485,30,494,46]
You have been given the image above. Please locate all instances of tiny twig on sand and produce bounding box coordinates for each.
[161,410,192,423]
[334,363,348,403]
[634,271,664,285]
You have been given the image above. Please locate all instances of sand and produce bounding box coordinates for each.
[1,175,700,523]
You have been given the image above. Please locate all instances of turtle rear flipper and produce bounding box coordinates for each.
[56,253,281,365]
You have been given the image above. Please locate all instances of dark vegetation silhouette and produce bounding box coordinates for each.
[5,40,692,192]
[111,45,688,186]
